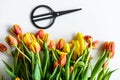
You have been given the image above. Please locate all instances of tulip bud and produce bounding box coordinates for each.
[23,33,36,46]
[101,41,115,58]
[0,43,7,52]
[15,77,21,80]
[56,38,65,50]
[48,40,56,50]
[13,24,22,35]
[36,29,45,40]
[84,35,93,43]
[5,35,18,46]
[10,24,22,36]
[92,40,100,49]
[53,60,59,69]
[59,54,66,67]
[63,43,70,53]
[29,41,41,53]
[70,66,74,74]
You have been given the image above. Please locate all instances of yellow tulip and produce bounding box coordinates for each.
[15,77,21,80]
[72,40,80,60]
[23,33,36,46]
[63,43,70,53]
[74,32,85,55]
[29,40,41,53]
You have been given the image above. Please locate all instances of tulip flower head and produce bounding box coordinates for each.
[56,38,65,50]
[36,29,45,40]
[48,40,56,50]
[5,35,18,46]
[23,33,36,46]
[15,77,21,80]
[10,24,22,36]
[102,41,115,58]
[84,35,93,43]
[29,41,41,53]
[0,43,7,52]
[59,54,66,67]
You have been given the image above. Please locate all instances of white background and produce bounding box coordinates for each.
[0,0,120,80]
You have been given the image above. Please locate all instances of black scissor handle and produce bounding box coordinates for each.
[30,5,56,29]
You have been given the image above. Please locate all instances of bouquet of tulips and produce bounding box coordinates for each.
[0,24,116,80]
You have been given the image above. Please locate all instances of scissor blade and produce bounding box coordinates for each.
[33,16,54,22]
[56,8,82,16]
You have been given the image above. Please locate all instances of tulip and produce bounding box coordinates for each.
[56,38,65,50]
[102,41,115,58]
[84,35,93,43]
[0,43,7,52]
[48,40,56,50]
[29,41,41,53]
[59,54,66,66]
[72,40,80,60]
[56,49,67,55]
[53,60,59,69]
[44,33,50,45]
[5,35,18,46]
[74,32,85,55]
[88,40,100,49]
[23,33,36,46]
[15,77,21,80]
[10,24,22,36]
[36,29,45,40]
[63,43,70,53]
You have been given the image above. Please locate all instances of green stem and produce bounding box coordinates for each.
[15,46,31,63]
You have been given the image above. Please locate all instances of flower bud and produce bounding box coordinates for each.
[63,43,70,53]
[0,43,7,52]
[29,41,41,53]
[10,24,22,36]
[48,40,56,50]
[36,29,45,40]
[53,60,59,69]
[59,54,66,67]
[92,40,100,49]
[15,77,21,80]
[5,35,18,46]
[84,35,93,43]
[56,38,65,50]
[23,33,36,46]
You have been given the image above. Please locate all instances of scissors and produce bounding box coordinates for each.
[31,5,82,29]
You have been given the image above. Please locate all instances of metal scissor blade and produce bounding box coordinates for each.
[56,8,82,16]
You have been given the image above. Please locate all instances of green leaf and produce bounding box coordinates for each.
[32,63,41,80]
[103,69,117,80]
[5,68,16,79]
[42,41,50,79]
[82,64,89,80]
[90,50,108,80]
[49,65,60,80]
[2,60,12,70]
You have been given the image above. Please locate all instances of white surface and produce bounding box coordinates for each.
[0,0,120,80]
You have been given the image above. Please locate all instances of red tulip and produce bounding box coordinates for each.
[0,43,7,52]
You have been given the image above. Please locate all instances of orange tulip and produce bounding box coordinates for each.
[48,40,56,50]
[10,24,22,36]
[36,29,45,40]
[59,54,66,67]
[5,35,18,46]
[102,41,115,58]
[53,60,59,69]
[0,43,7,52]
[56,38,65,50]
